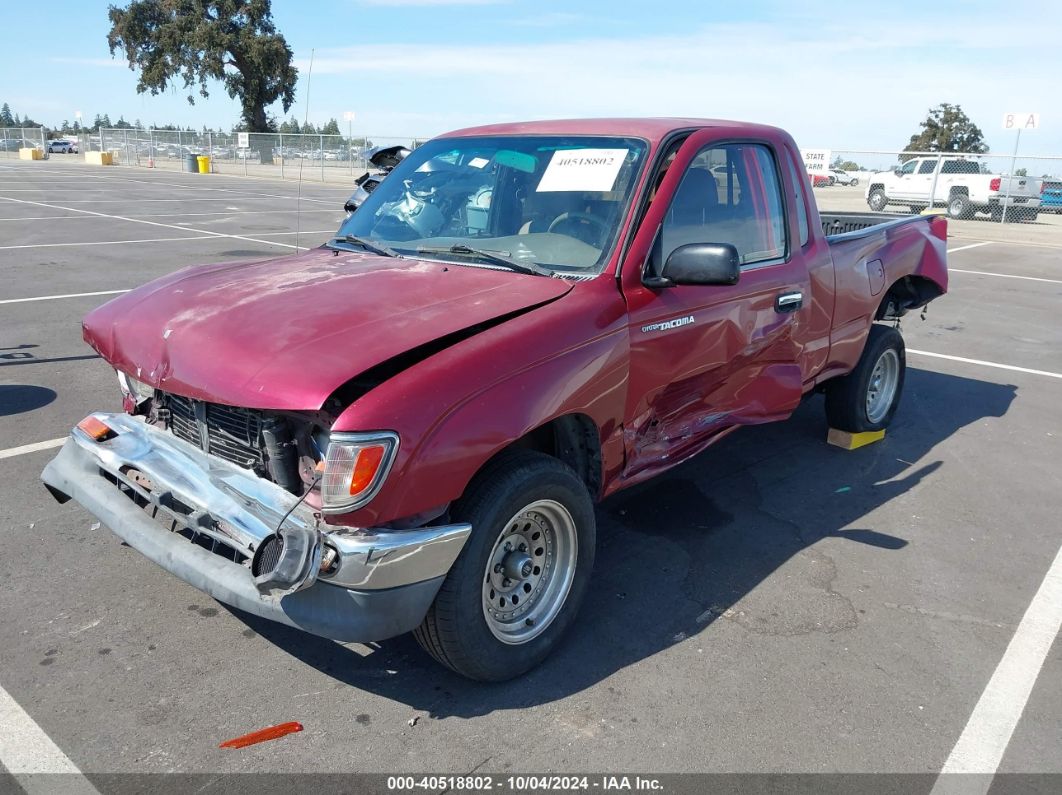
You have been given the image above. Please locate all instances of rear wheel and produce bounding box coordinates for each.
[850,178,859,187]
[867,189,888,212]
[414,450,596,681]
[947,194,972,219]
[1005,206,1036,223]
[825,324,906,433]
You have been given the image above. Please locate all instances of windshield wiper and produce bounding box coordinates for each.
[416,244,554,277]
[330,234,401,258]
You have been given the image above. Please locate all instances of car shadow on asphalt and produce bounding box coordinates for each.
[230,366,1016,718]
[0,384,57,416]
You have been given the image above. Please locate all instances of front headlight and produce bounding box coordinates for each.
[116,370,154,403]
[320,431,399,513]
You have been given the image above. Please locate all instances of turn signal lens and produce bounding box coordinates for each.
[320,433,398,512]
[76,416,115,442]
[349,445,385,495]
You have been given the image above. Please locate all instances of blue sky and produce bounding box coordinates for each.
[2,0,1061,155]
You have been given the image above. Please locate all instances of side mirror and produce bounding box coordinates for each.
[646,243,740,288]
[894,167,904,177]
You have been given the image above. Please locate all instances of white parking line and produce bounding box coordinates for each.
[0,195,300,251]
[0,438,66,460]
[0,290,130,305]
[0,685,101,792]
[947,242,992,253]
[931,543,1062,795]
[0,209,341,222]
[907,349,1062,380]
[17,170,344,205]
[0,235,216,250]
[950,268,1062,285]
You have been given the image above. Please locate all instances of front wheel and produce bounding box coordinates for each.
[850,178,859,187]
[414,450,596,681]
[867,189,888,212]
[825,324,906,433]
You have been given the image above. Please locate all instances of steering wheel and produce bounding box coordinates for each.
[547,211,608,246]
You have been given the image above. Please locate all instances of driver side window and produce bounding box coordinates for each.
[901,160,918,175]
[660,143,787,267]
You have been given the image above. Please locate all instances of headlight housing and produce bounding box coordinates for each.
[320,431,399,513]
[116,370,154,404]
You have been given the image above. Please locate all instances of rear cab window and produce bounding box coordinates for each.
[941,159,981,174]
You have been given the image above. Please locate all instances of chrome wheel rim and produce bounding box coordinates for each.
[866,348,900,424]
[482,499,578,645]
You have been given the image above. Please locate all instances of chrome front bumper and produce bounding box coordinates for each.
[40,413,471,642]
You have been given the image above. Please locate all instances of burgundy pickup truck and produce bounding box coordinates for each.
[42,119,947,681]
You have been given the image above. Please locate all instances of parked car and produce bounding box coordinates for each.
[1,138,40,151]
[47,140,78,154]
[344,144,411,213]
[1040,178,1062,213]
[808,171,831,187]
[866,156,1041,221]
[830,169,858,186]
[42,118,948,681]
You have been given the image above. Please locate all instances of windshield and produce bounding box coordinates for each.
[334,135,649,275]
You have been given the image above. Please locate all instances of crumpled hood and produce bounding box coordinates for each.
[83,247,573,410]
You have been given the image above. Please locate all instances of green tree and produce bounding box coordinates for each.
[106,0,298,146]
[0,103,13,126]
[904,103,988,157]
[1015,168,1027,177]
[321,118,341,136]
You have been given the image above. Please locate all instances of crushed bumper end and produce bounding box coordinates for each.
[40,417,469,643]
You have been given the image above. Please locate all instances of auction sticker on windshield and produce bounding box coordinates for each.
[537,148,629,192]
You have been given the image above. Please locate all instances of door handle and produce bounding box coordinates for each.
[776,291,803,313]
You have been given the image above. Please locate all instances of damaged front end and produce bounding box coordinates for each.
[41,397,471,643]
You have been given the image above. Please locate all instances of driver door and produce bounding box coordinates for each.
[621,136,810,481]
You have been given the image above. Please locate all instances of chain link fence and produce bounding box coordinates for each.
[96,128,424,184]
[811,149,1062,228]
[0,127,47,158]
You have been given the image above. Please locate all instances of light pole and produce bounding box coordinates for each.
[343,111,355,177]
[74,111,82,153]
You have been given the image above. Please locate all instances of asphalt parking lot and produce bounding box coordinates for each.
[0,160,1059,789]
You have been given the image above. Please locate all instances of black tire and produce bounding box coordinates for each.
[414,450,596,681]
[824,324,906,433]
[867,189,888,212]
[850,178,859,187]
[947,194,972,220]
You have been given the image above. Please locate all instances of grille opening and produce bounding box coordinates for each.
[102,467,249,565]
[161,393,267,473]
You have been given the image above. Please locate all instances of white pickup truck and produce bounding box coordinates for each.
[866,156,1041,221]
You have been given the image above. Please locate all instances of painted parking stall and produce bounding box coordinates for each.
[0,160,1059,784]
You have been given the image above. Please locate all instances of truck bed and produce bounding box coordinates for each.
[820,211,929,239]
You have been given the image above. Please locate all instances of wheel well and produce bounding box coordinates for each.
[876,275,945,320]
[491,414,603,500]
[949,187,969,198]
[869,182,885,194]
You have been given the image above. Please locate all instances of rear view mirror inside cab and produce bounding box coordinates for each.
[495,150,538,173]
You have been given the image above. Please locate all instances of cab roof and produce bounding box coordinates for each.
[439,118,787,147]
